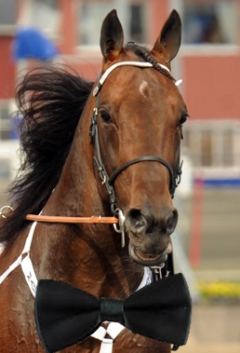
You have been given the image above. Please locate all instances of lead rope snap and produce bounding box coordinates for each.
[113,208,126,247]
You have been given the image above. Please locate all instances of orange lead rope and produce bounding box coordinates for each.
[25,214,118,224]
[0,206,123,245]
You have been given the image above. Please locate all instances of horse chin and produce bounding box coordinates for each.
[128,242,171,267]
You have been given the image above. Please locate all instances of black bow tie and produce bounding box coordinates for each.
[35,273,191,353]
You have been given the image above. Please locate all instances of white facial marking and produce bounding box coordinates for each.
[139,80,149,98]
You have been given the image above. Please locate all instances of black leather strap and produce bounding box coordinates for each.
[109,155,175,192]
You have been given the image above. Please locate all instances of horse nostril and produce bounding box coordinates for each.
[126,209,147,232]
[164,209,178,234]
[126,207,178,236]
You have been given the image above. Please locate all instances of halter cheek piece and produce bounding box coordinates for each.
[89,61,182,215]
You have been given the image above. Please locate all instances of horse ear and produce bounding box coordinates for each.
[100,9,124,62]
[152,10,181,62]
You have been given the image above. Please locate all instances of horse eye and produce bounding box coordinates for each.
[100,110,112,123]
[179,113,188,125]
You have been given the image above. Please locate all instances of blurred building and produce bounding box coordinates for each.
[0,0,240,183]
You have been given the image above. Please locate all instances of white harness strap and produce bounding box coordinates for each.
[0,220,153,353]
[92,323,125,353]
[0,220,37,288]
[20,220,38,296]
[0,253,22,284]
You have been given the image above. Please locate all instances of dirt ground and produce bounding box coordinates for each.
[180,304,240,353]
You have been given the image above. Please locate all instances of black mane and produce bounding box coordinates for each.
[0,66,93,245]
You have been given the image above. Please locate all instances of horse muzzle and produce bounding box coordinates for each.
[124,207,178,266]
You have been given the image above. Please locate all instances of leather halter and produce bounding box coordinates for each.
[90,61,182,214]
[109,156,175,187]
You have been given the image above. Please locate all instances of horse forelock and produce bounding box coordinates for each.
[0,66,94,245]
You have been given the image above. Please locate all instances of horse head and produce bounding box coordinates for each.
[90,10,188,267]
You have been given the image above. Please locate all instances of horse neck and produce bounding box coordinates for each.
[31,105,143,298]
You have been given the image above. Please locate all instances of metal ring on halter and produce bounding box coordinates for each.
[0,205,14,219]
[150,263,165,281]
[176,160,183,186]
[101,175,107,185]
[113,208,126,248]
[113,208,125,233]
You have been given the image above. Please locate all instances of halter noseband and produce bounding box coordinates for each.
[90,61,182,214]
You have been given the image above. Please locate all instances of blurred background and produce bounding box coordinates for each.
[0,0,239,352]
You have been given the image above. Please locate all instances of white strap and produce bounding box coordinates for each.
[20,220,40,297]
[175,79,183,86]
[99,61,153,86]
[99,338,114,353]
[137,266,153,290]
[91,326,108,341]
[106,322,125,339]
[22,220,38,254]
[0,220,38,293]
[93,323,125,353]
[93,61,170,96]
[0,254,22,284]
[21,254,38,297]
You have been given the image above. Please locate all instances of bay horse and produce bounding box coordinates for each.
[0,9,189,353]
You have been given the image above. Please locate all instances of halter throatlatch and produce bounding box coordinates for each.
[90,60,183,215]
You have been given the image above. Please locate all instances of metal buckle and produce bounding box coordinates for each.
[176,160,183,186]
[89,108,98,144]
[150,263,165,281]
[113,208,126,247]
